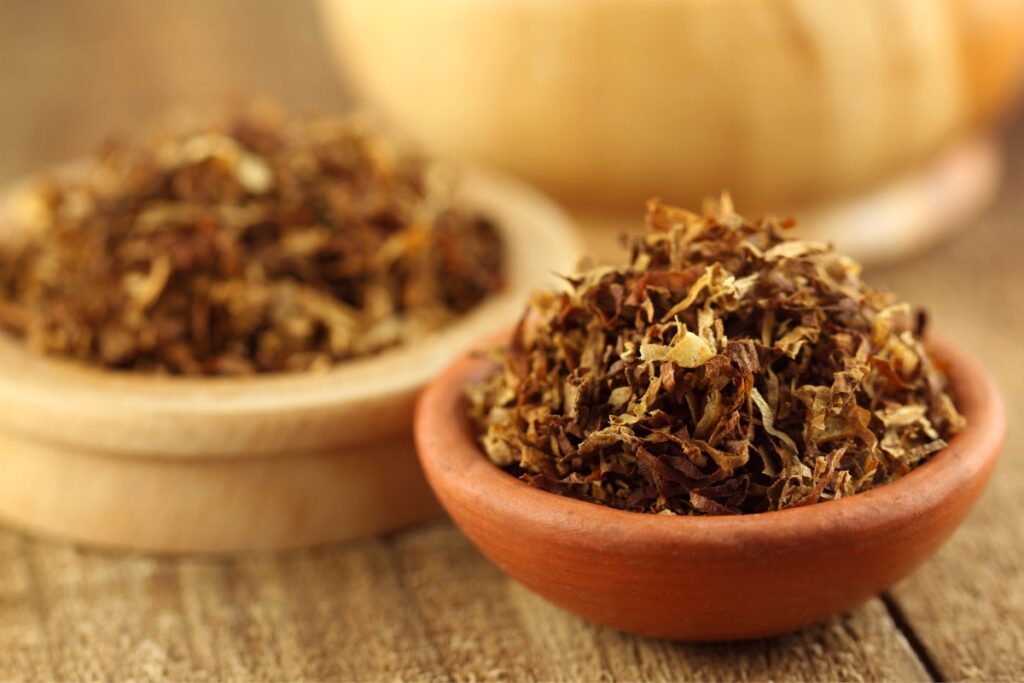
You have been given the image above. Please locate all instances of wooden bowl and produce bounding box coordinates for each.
[414,335,1005,640]
[320,0,1024,215]
[0,166,583,554]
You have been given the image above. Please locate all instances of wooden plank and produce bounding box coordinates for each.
[866,122,1024,682]
[0,523,930,682]
[0,533,56,682]
[390,525,930,682]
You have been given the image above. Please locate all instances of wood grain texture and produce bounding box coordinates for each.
[0,524,930,683]
[0,0,1021,680]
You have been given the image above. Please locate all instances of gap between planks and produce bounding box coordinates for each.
[881,592,945,683]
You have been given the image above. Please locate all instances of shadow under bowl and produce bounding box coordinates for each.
[414,335,1005,640]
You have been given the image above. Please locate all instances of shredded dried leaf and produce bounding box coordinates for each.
[0,106,505,374]
[469,197,965,515]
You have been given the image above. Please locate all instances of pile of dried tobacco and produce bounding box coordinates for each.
[0,107,504,374]
[469,197,964,515]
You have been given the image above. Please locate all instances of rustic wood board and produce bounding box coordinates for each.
[0,1,1021,680]
[0,524,931,682]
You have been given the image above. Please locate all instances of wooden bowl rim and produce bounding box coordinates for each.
[0,163,583,456]
[414,334,1006,552]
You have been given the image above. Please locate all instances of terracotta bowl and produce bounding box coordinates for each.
[414,335,1005,640]
[0,164,582,554]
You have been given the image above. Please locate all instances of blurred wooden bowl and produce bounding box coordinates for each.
[319,0,1024,260]
[0,165,582,554]
[414,335,1004,640]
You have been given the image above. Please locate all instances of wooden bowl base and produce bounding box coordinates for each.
[0,429,443,554]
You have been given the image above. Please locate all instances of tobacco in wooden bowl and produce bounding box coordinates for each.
[0,106,583,553]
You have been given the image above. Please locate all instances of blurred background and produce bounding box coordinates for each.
[4,0,1024,264]
[0,1,348,177]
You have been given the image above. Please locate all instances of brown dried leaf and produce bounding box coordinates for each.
[469,197,964,515]
[0,106,505,374]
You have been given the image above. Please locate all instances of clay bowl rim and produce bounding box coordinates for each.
[415,334,1005,554]
[0,163,583,458]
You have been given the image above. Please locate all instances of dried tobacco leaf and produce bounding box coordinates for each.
[469,196,965,515]
[0,106,504,375]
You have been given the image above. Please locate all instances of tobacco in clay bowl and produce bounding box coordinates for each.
[0,104,582,553]
[415,197,1005,640]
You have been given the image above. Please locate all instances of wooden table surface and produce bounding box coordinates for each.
[1,2,1021,681]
